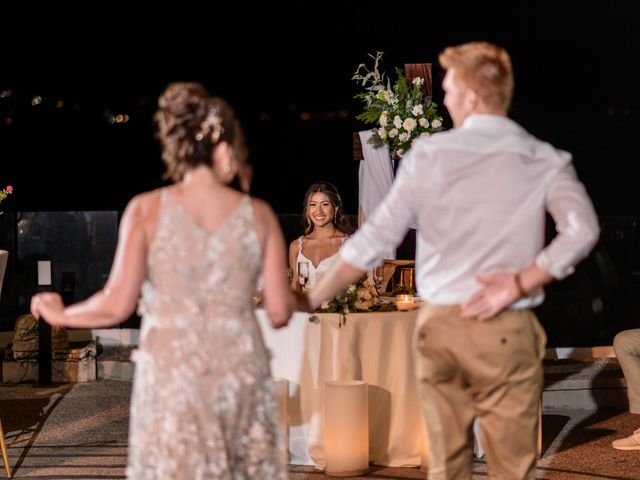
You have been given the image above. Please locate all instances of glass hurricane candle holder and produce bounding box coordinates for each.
[396,294,415,311]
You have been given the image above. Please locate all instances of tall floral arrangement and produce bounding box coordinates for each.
[352,52,444,160]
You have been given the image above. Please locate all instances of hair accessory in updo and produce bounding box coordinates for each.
[195,107,225,144]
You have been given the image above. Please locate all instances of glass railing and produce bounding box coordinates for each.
[1,212,639,347]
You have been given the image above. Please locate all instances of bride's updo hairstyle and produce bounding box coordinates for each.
[155,82,252,192]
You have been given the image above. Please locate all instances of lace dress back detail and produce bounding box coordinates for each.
[127,188,288,479]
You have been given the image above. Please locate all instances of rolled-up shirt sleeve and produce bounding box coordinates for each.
[341,151,419,272]
[536,163,600,279]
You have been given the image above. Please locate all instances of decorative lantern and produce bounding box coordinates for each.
[324,380,369,476]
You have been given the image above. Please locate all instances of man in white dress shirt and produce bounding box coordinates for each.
[307,41,599,479]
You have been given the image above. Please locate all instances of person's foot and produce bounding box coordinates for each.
[612,429,640,450]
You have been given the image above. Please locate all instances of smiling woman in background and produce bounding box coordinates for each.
[289,181,350,291]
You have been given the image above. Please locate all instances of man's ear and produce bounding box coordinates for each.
[465,89,479,111]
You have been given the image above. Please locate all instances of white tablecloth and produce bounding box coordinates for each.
[256,309,425,467]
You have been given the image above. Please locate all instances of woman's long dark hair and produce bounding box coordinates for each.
[301,181,350,235]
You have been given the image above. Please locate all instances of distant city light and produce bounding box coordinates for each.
[31,96,42,106]
[105,111,130,125]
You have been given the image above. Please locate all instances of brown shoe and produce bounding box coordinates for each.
[612,428,640,450]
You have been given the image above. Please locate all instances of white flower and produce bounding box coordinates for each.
[353,51,445,161]
[356,285,372,301]
[419,132,431,140]
[315,277,379,319]
[376,89,393,103]
[354,300,370,310]
[403,117,417,132]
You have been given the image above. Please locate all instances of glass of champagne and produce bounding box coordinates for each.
[297,261,310,291]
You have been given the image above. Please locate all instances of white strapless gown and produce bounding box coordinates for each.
[295,235,344,290]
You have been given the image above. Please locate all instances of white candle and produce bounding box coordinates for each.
[396,294,415,311]
[324,380,369,476]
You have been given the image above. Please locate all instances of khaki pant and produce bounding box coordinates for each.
[413,304,546,480]
[614,328,640,414]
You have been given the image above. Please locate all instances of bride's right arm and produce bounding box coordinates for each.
[288,239,301,290]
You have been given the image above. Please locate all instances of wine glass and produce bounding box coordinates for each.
[297,261,310,291]
[372,265,385,294]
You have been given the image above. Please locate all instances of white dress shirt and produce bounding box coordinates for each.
[340,114,600,308]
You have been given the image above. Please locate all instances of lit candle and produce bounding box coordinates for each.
[324,380,369,476]
[396,294,414,311]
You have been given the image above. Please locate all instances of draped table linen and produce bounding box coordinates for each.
[256,309,424,468]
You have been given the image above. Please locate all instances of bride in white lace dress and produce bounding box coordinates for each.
[31,82,298,479]
[288,181,350,291]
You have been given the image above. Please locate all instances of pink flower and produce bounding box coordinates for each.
[0,185,12,206]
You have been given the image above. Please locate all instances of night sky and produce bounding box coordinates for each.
[1,2,640,215]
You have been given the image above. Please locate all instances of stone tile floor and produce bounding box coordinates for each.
[1,381,639,479]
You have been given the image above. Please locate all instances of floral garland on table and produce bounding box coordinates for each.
[314,276,395,327]
[352,51,444,161]
[0,185,13,214]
